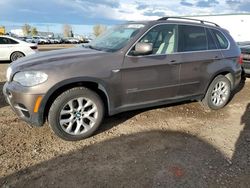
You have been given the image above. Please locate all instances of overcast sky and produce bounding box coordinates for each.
[0,0,250,35]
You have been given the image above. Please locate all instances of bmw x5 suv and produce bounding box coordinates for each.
[3,17,242,141]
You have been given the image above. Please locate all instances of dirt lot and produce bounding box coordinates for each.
[0,48,250,187]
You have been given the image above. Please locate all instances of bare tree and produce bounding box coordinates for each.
[31,27,38,36]
[93,24,107,37]
[22,24,31,36]
[63,24,73,37]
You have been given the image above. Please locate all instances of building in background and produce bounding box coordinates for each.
[0,26,6,35]
[10,29,24,37]
[10,29,54,38]
[37,31,54,38]
[186,13,250,42]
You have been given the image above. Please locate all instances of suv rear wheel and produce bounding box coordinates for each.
[202,75,231,110]
[48,87,104,141]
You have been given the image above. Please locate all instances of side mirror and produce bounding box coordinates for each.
[135,42,153,55]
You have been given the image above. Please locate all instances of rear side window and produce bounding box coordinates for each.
[211,29,229,49]
[206,28,217,50]
[7,38,18,44]
[178,25,207,52]
[0,37,9,44]
[0,37,18,44]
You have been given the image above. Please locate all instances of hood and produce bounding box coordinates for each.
[11,46,106,70]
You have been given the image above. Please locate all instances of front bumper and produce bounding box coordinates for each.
[3,82,45,127]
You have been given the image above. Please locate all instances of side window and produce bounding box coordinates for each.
[206,28,217,50]
[0,37,18,44]
[178,25,207,52]
[7,38,18,44]
[129,24,178,55]
[0,37,7,44]
[211,29,229,49]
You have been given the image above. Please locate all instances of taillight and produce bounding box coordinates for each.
[30,46,37,50]
[238,54,243,64]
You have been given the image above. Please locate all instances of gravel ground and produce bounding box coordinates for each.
[0,56,250,187]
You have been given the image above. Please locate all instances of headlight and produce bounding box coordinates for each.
[6,66,12,82]
[13,71,48,87]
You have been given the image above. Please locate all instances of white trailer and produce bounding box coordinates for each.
[186,14,250,42]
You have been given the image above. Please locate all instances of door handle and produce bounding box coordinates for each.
[112,69,120,73]
[170,60,177,63]
[213,56,221,60]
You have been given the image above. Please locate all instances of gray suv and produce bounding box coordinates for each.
[3,17,242,141]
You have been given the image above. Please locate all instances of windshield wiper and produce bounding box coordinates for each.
[88,45,102,51]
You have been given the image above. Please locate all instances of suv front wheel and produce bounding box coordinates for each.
[48,87,104,141]
[202,75,231,110]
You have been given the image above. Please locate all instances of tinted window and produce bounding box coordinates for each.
[178,25,207,52]
[206,28,217,50]
[0,37,18,44]
[211,29,229,49]
[0,37,7,44]
[7,38,18,44]
[130,24,178,55]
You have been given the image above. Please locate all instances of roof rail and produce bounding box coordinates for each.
[158,17,220,27]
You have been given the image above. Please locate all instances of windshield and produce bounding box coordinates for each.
[89,23,145,52]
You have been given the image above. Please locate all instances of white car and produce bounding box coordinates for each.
[0,35,38,62]
[48,38,61,44]
[64,37,80,44]
[32,36,49,44]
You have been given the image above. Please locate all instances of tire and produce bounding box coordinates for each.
[48,87,104,141]
[10,52,25,62]
[201,75,231,110]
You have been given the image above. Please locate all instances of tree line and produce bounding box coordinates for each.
[22,23,107,37]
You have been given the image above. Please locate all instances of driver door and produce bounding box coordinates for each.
[121,24,181,106]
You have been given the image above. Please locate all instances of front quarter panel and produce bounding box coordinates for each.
[34,52,123,120]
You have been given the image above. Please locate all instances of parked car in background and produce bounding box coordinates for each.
[18,37,27,42]
[63,37,80,44]
[48,37,61,44]
[3,17,241,141]
[0,35,37,62]
[83,37,92,43]
[32,36,49,44]
[25,37,34,43]
[239,45,250,75]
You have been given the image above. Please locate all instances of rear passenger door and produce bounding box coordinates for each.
[177,25,223,97]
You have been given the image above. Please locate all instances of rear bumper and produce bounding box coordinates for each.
[3,82,44,127]
[242,60,250,74]
[233,69,242,90]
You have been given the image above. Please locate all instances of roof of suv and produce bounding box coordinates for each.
[128,17,222,30]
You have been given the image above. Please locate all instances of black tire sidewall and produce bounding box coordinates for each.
[205,75,231,110]
[48,87,104,141]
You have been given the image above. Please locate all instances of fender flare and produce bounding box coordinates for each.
[38,77,111,124]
